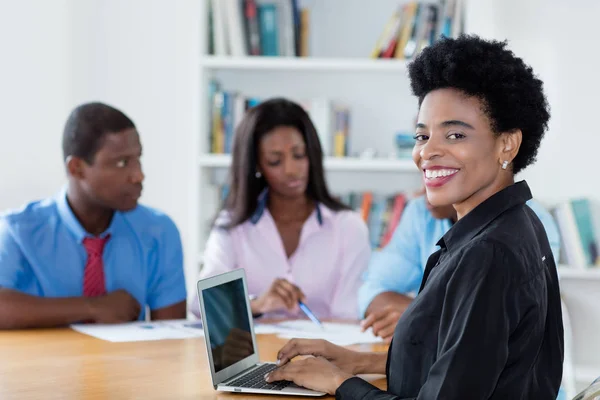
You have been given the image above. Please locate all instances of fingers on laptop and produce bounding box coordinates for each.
[277,338,325,365]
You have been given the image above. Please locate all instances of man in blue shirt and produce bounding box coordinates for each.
[0,102,187,329]
[359,194,560,340]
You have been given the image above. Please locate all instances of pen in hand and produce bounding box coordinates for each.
[298,301,324,329]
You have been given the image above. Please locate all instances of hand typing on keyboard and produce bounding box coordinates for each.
[229,364,292,391]
[265,354,353,395]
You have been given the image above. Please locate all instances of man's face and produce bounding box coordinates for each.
[75,128,144,211]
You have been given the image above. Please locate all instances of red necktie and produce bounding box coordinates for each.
[82,235,110,297]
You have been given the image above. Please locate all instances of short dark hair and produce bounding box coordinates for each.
[408,35,550,174]
[221,98,349,228]
[62,102,136,163]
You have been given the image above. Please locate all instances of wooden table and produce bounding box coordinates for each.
[0,328,388,400]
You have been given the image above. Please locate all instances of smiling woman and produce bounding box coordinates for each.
[192,98,371,321]
[413,89,524,219]
[264,35,564,400]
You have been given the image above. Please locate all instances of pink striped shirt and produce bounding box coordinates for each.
[191,202,371,320]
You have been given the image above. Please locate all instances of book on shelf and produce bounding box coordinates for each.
[339,191,408,249]
[371,0,464,60]
[208,80,261,154]
[208,80,351,157]
[300,99,351,157]
[551,198,600,269]
[208,0,310,57]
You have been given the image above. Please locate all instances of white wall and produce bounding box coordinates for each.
[0,0,72,210]
[0,0,201,298]
[68,0,201,298]
[466,0,600,205]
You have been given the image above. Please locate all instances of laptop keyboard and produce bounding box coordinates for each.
[228,364,292,391]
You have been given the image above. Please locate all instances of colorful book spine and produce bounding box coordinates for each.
[570,199,599,266]
[337,191,409,249]
[244,0,262,55]
[258,3,279,56]
[380,194,407,248]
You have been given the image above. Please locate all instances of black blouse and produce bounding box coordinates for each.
[337,181,564,400]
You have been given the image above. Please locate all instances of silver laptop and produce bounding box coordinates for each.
[196,269,325,396]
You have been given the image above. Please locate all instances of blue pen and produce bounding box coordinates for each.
[298,301,324,329]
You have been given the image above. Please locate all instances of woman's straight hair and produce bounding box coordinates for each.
[218,98,349,229]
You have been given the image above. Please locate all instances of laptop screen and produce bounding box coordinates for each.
[201,277,256,373]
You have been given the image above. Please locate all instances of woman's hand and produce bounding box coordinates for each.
[265,356,352,395]
[276,338,362,374]
[251,279,306,314]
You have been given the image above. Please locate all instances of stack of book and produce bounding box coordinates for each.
[339,192,408,249]
[208,0,310,57]
[208,81,262,154]
[371,0,464,59]
[209,81,351,157]
[551,198,600,269]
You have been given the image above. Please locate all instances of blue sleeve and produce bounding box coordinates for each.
[357,199,425,317]
[147,216,187,310]
[0,218,27,290]
[526,200,561,263]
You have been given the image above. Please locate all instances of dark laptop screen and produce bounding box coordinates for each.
[202,277,255,373]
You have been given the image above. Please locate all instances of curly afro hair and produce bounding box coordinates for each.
[408,34,550,174]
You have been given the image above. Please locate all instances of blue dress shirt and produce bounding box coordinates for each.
[358,196,561,317]
[0,189,186,320]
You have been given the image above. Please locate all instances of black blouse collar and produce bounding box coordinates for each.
[438,180,533,251]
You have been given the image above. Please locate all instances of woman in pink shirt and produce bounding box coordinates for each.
[191,98,370,320]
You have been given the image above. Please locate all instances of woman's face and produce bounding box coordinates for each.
[412,88,520,218]
[258,126,310,199]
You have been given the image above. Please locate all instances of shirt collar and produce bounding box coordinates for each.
[250,188,328,226]
[56,187,117,243]
[438,180,533,251]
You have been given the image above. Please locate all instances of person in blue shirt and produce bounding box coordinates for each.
[0,102,187,329]
[359,192,561,341]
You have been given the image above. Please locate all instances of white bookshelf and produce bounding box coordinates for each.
[198,153,417,172]
[200,55,409,73]
[193,0,425,270]
[558,266,600,280]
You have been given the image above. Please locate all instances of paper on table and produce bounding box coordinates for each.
[254,321,383,346]
[71,319,204,342]
[253,324,285,335]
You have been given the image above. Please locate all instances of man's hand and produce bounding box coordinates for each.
[361,292,412,341]
[252,279,306,314]
[87,289,141,323]
[266,357,352,395]
[361,305,403,341]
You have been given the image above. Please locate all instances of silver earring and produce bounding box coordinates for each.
[501,161,509,170]
[255,171,262,178]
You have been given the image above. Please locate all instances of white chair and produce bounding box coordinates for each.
[562,297,577,399]
[572,377,600,400]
